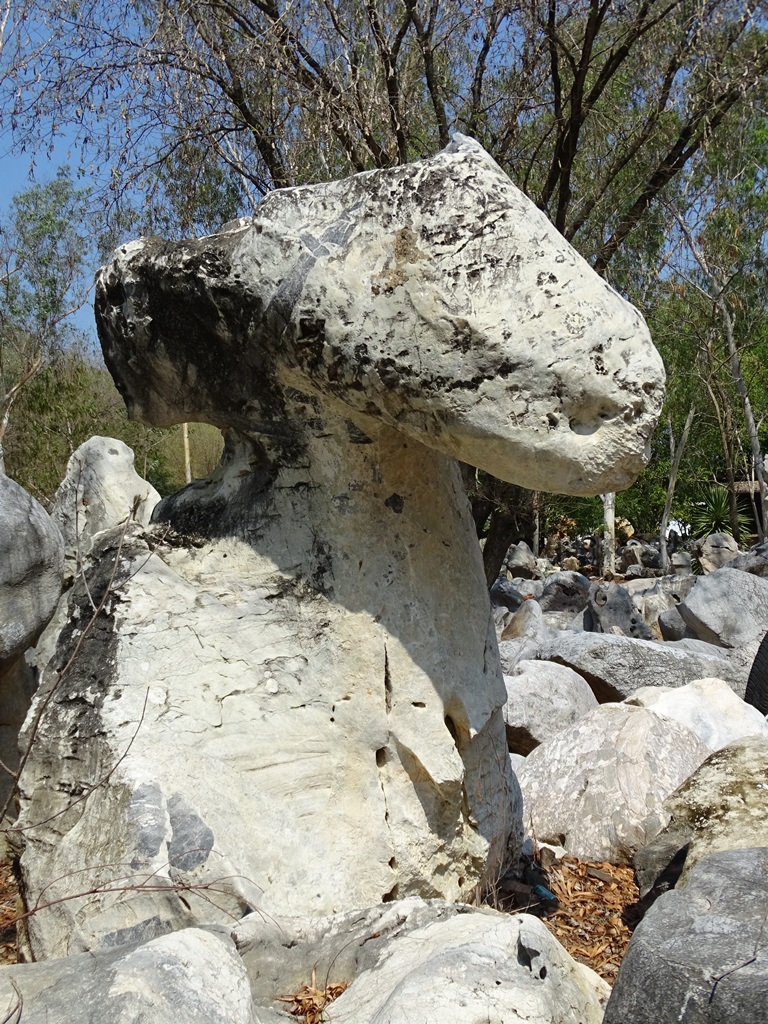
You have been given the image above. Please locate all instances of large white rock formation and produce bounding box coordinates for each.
[16,136,664,957]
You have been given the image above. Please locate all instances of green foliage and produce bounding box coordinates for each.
[688,484,752,539]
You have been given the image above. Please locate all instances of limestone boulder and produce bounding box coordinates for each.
[623,573,696,634]
[695,531,740,572]
[605,848,768,1024]
[626,677,768,753]
[502,660,598,755]
[634,737,768,894]
[96,135,663,497]
[676,567,768,677]
[0,927,253,1024]
[0,474,63,668]
[52,436,159,579]
[536,631,746,702]
[234,898,609,1024]
[584,580,654,639]
[727,540,768,576]
[503,541,538,579]
[17,137,663,958]
[516,704,710,863]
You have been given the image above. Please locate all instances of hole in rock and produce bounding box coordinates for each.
[444,715,458,743]
[376,748,387,767]
[458,876,465,888]
[411,701,426,708]
[389,857,397,869]
[382,884,399,903]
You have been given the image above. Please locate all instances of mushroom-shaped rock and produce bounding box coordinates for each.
[15,139,664,958]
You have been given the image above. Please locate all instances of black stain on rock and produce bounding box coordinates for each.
[167,794,215,872]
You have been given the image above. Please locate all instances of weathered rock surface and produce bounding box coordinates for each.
[516,704,710,863]
[17,138,663,958]
[634,737,768,894]
[623,573,696,634]
[234,898,609,1024]
[0,927,253,1024]
[696,531,740,573]
[584,580,653,638]
[0,474,63,668]
[626,677,768,753]
[536,631,746,702]
[605,848,768,1024]
[97,136,663,496]
[52,436,159,578]
[502,660,597,755]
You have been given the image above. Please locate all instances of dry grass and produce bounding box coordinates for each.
[541,855,639,983]
[278,966,349,1023]
[0,858,18,965]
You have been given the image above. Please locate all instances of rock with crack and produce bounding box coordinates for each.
[605,848,768,1024]
[15,136,663,958]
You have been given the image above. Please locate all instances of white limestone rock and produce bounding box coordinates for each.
[516,704,711,863]
[502,660,597,754]
[0,927,254,1024]
[626,677,768,752]
[96,136,664,497]
[234,898,609,1024]
[52,436,159,578]
[696,532,740,573]
[16,137,663,958]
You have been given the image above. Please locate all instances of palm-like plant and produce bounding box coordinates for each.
[689,484,751,539]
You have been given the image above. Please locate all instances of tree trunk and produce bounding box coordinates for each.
[183,422,192,484]
[601,492,615,575]
[659,405,696,572]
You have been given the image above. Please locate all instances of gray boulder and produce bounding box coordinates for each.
[0,927,253,1024]
[584,580,654,639]
[0,474,63,668]
[502,660,597,755]
[503,540,538,579]
[634,737,768,896]
[677,568,768,671]
[727,540,768,576]
[536,631,745,702]
[605,848,768,1024]
[537,571,590,614]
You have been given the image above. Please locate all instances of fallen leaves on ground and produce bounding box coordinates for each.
[542,855,639,983]
[0,858,18,965]
[279,966,349,1023]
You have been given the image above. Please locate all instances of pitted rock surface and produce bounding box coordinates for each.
[16,137,664,957]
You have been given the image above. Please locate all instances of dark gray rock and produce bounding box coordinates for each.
[605,848,768,1024]
[727,540,768,576]
[490,577,525,612]
[585,581,654,639]
[658,605,694,641]
[537,571,590,614]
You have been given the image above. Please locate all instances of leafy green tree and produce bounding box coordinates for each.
[0,169,93,469]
